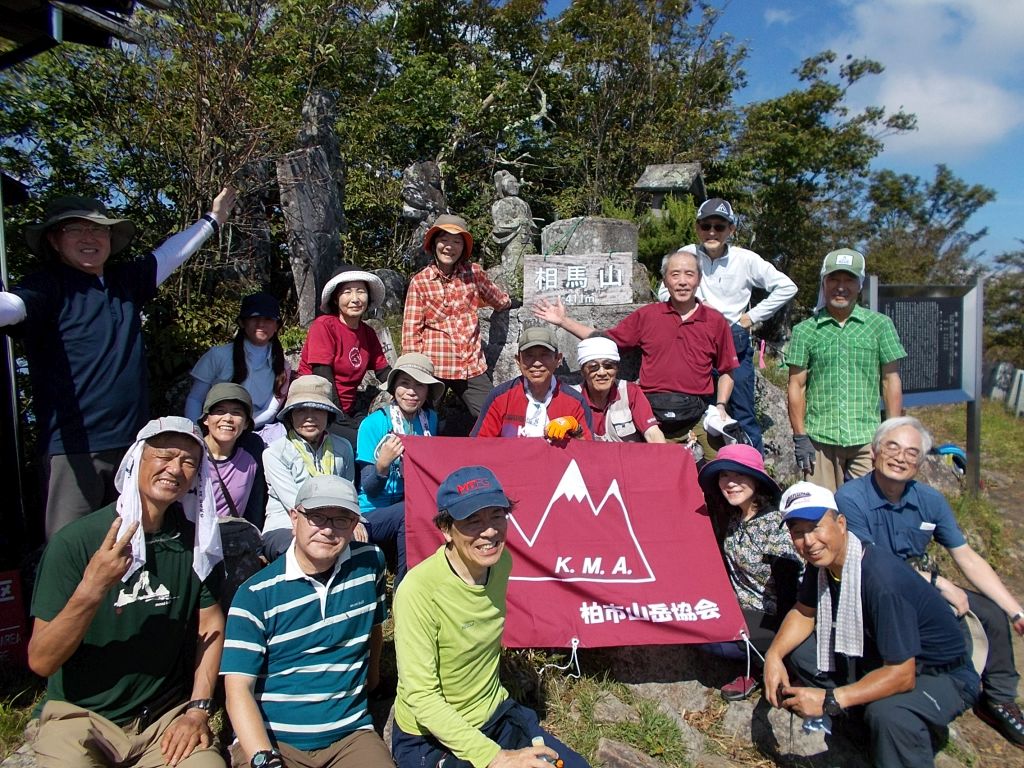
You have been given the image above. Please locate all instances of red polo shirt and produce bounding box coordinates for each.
[608,301,738,396]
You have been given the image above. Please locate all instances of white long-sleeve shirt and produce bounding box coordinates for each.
[657,244,798,324]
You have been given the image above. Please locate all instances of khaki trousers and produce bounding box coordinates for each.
[32,700,224,768]
[807,441,873,492]
[229,729,393,768]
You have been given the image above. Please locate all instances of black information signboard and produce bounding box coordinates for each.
[868,280,981,407]
[879,295,962,394]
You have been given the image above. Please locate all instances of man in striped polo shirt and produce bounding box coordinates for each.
[222,475,393,768]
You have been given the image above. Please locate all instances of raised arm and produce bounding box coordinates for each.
[154,186,237,286]
[28,518,139,677]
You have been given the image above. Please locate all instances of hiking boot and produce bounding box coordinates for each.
[974,698,1024,749]
[720,675,758,701]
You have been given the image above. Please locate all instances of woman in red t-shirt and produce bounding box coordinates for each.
[298,265,391,450]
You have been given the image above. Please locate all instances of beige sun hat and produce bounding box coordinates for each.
[25,196,136,257]
[277,375,343,423]
[383,352,445,405]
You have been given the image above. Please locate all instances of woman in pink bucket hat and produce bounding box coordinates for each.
[697,443,803,701]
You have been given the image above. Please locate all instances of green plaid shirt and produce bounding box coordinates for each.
[786,304,906,446]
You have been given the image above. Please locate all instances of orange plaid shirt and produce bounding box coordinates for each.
[401,260,510,380]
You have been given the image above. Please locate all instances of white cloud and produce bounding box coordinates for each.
[828,0,1024,158]
[764,8,796,26]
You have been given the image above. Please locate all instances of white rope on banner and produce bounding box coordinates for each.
[539,637,581,680]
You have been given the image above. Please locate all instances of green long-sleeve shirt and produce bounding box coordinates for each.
[393,545,513,768]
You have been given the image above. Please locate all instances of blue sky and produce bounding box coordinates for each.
[546,0,1024,260]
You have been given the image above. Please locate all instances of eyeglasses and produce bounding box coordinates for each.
[59,223,111,236]
[582,360,618,374]
[879,441,922,464]
[698,222,730,233]
[301,510,360,530]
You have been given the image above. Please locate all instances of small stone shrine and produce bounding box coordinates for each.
[633,163,705,218]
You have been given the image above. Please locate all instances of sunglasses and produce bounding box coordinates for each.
[698,222,731,233]
[582,360,618,373]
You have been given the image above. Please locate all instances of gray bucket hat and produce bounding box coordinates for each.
[25,196,136,257]
[383,352,445,405]
[320,265,386,315]
[278,375,344,423]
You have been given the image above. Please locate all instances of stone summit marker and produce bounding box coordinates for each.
[523,252,634,306]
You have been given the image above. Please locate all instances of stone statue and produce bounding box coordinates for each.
[490,170,539,274]
[401,161,447,267]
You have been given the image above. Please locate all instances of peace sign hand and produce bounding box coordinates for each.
[81,517,139,594]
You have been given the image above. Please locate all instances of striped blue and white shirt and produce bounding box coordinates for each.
[221,540,387,750]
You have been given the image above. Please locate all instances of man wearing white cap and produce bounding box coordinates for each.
[223,475,393,768]
[765,481,978,767]
[785,249,905,491]
[28,416,225,768]
[657,198,797,453]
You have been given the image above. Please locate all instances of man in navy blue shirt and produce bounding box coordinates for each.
[1,187,235,539]
[837,416,1024,749]
[765,481,979,767]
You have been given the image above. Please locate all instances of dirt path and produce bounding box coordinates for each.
[949,467,1024,766]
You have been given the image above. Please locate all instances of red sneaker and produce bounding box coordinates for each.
[720,675,759,701]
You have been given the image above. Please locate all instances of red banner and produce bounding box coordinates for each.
[0,570,28,667]
[404,437,745,648]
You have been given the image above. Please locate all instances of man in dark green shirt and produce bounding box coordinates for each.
[28,417,225,768]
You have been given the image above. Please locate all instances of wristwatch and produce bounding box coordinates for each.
[823,689,845,717]
[185,699,214,714]
[251,749,284,768]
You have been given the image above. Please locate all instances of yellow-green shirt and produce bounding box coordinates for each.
[394,545,512,768]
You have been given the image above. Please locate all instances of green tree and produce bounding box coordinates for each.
[862,165,994,285]
[985,249,1024,367]
[727,52,916,315]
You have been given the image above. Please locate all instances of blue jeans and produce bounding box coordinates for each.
[365,501,407,586]
[392,698,590,768]
[729,324,762,454]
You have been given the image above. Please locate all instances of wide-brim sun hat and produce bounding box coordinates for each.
[277,374,344,423]
[423,214,474,261]
[320,265,386,315]
[698,443,781,500]
[25,196,137,257]
[384,352,445,405]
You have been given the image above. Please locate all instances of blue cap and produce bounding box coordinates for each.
[436,466,510,521]
[780,481,838,524]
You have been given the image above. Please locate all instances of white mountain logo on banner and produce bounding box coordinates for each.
[508,459,656,583]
